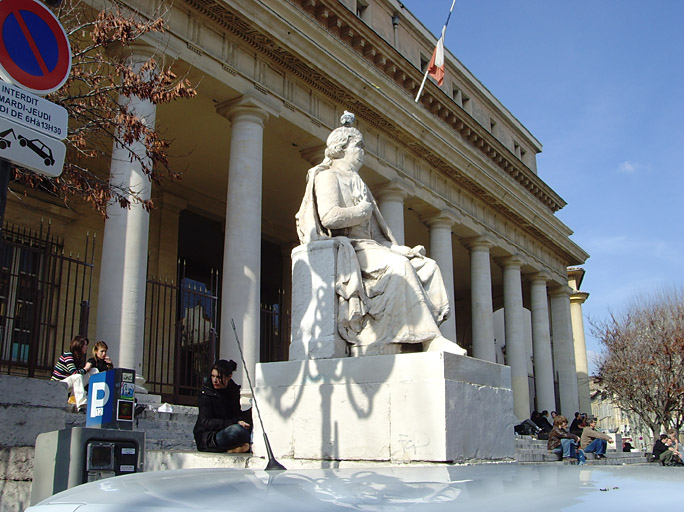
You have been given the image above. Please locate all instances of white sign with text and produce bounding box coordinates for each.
[0,80,68,140]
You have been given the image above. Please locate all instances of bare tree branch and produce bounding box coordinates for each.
[10,0,196,217]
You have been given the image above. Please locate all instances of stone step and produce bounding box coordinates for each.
[146,404,198,416]
[146,450,254,471]
[138,409,198,424]
[135,393,162,405]
[144,434,197,451]
[515,437,547,448]
[140,422,193,435]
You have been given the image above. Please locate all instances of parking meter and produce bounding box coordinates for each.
[31,427,145,505]
[31,368,145,504]
[86,368,136,430]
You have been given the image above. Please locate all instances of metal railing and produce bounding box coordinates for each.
[144,265,219,405]
[0,222,94,377]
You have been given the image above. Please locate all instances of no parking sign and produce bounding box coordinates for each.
[0,0,71,95]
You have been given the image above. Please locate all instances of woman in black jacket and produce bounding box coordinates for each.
[193,359,251,453]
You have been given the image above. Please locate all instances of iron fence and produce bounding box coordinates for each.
[0,222,94,377]
[144,265,219,405]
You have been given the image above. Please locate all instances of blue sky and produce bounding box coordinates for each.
[401,0,684,373]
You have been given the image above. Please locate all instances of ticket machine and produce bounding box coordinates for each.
[86,368,136,430]
[31,368,145,505]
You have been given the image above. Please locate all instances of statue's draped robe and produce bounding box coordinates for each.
[296,165,450,348]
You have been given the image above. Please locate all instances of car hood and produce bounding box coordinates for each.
[27,464,684,511]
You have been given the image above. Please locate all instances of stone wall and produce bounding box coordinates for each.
[0,375,70,512]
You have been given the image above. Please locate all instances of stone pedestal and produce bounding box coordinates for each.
[253,352,516,463]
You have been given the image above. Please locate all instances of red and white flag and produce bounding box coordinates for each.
[427,26,447,86]
[415,0,457,102]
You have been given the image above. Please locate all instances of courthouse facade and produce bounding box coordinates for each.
[1,0,589,420]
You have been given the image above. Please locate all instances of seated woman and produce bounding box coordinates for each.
[87,340,114,373]
[295,112,466,356]
[51,335,94,413]
[547,415,585,465]
[193,359,252,453]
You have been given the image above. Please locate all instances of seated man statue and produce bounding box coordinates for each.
[295,112,466,356]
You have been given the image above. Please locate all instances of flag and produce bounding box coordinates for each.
[415,0,457,102]
[427,27,446,86]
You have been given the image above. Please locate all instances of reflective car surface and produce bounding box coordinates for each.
[27,464,684,512]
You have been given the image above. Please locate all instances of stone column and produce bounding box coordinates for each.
[550,285,580,416]
[464,236,496,362]
[529,272,556,413]
[427,211,460,342]
[96,45,157,382]
[376,182,410,245]
[500,256,530,421]
[216,93,280,386]
[571,289,591,414]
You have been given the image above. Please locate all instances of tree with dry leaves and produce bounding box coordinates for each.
[12,0,196,215]
[593,289,684,437]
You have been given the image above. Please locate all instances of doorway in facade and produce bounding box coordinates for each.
[177,210,222,397]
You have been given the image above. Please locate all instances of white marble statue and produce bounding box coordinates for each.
[296,112,466,356]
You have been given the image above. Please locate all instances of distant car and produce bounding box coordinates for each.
[18,135,55,166]
[25,464,684,511]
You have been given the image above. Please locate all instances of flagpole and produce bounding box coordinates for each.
[415,69,431,103]
[414,0,457,103]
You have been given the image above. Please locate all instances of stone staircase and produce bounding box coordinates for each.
[62,392,202,452]
[514,435,650,465]
[134,394,199,451]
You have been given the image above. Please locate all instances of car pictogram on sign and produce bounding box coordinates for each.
[18,134,54,166]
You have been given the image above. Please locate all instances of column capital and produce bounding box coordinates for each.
[462,234,496,251]
[425,209,462,229]
[570,291,590,305]
[549,285,573,298]
[496,255,524,269]
[216,92,281,124]
[527,270,552,283]
[375,180,415,202]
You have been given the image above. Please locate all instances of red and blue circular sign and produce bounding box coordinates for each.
[0,0,71,95]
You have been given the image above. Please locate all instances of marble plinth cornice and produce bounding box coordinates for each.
[180,0,580,264]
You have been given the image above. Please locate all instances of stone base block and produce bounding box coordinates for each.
[0,480,31,512]
[0,375,68,447]
[253,352,516,463]
[0,447,34,481]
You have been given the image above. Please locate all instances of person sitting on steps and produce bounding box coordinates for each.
[580,417,613,459]
[51,335,95,414]
[548,414,586,465]
[194,359,252,453]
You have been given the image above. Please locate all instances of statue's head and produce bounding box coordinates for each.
[325,111,363,161]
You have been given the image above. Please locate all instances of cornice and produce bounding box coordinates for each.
[180,0,585,265]
[292,0,564,212]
